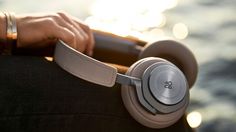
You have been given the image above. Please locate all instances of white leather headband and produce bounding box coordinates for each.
[54,40,118,87]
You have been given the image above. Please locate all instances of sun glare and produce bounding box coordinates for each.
[85,0,179,40]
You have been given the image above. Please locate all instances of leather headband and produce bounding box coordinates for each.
[54,40,117,87]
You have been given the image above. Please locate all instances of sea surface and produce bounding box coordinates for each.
[169,0,236,131]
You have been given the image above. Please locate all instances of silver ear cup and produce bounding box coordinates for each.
[121,57,189,128]
[139,40,198,88]
[141,61,189,114]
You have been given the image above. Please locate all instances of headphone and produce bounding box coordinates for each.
[54,36,198,129]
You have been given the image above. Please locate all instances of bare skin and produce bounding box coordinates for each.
[0,12,95,56]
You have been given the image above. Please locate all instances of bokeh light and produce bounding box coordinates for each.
[172,23,189,39]
[44,57,53,62]
[187,111,202,128]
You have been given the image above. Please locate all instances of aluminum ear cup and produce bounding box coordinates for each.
[139,40,198,88]
[121,57,189,128]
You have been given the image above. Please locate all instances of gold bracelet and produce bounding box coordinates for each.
[2,12,17,54]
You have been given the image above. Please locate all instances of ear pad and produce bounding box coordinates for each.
[139,40,198,88]
[121,57,189,128]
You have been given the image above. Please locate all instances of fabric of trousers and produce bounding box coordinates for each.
[0,56,192,132]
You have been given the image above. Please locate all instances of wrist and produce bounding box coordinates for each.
[0,12,17,55]
[0,12,6,41]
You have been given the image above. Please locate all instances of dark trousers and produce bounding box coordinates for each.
[0,56,192,132]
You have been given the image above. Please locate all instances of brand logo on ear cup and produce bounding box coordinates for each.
[164,81,173,89]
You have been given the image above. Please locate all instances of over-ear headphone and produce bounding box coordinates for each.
[54,36,198,129]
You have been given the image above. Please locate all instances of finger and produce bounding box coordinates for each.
[42,14,82,51]
[45,21,76,49]
[69,16,95,56]
[59,13,94,56]
[82,25,95,56]
[58,12,89,51]
[55,27,76,48]
[49,14,86,52]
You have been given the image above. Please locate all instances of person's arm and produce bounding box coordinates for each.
[0,12,95,56]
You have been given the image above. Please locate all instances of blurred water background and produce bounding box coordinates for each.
[0,0,236,131]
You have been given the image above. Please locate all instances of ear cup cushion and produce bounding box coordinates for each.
[121,57,188,128]
[139,40,198,88]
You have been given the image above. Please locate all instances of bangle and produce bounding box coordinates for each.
[3,12,17,54]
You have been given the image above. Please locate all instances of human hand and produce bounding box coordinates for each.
[16,12,94,56]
